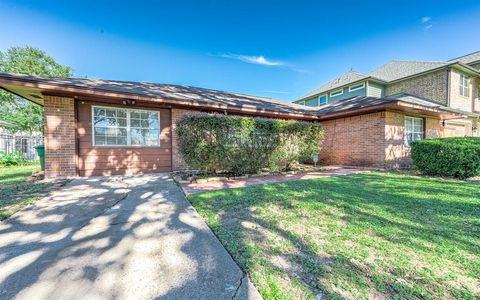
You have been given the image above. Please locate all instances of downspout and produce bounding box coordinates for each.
[446,68,451,107]
[74,97,80,176]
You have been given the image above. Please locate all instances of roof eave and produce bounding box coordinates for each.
[0,76,319,121]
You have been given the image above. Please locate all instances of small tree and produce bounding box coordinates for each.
[176,113,324,175]
[0,46,73,134]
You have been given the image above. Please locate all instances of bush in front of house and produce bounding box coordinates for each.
[176,113,324,175]
[411,137,480,179]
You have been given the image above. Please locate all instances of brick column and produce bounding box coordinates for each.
[43,95,76,177]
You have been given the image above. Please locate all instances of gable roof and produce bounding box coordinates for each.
[300,70,372,100]
[0,73,319,120]
[368,60,449,82]
[449,51,480,65]
[299,51,480,102]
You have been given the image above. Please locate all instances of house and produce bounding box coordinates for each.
[0,52,477,177]
[294,51,480,138]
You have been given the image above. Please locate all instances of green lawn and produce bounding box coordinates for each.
[0,164,52,220]
[188,172,480,300]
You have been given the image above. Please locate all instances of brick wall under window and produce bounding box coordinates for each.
[319,112,386,167]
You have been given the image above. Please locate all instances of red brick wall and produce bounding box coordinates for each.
[43,95,76,177]
[319,112,386,167]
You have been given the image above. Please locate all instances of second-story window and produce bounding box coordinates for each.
[460,73,470,97]
[319,95,328,105]
[330,89,343,97]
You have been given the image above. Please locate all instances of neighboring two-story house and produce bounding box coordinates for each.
[295,51,480,138]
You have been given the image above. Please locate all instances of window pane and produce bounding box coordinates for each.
[106,117,117,126]
[131,119,141,127]
[131,128,144,145]
[118,118,127,127]
[319,96,327,105]
[94,127,106,145]
[149,112,158,120]
[94,108,105,117]
[117,110,127,118]
[141,112,149,119]
[106,136,116,145]
[144,129,159,145]
[106,110,116,117]
[131,111,140,119]
[94,116,108,127]
[149,118,159,128]
[141,120,150,128]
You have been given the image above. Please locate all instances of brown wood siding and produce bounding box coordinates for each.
[77,100,172,176]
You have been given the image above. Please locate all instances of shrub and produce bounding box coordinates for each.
[176,113,324,175]
[0,151,22,166]
[411,137,480,179]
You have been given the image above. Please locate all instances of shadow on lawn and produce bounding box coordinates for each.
[191,173,480,299]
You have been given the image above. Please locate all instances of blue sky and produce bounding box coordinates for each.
[0,0,479,101]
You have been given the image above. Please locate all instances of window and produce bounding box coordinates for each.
[404,116,424,147]
[460,73,470,97]
[319,95,328,105]
[92,106,160,147]
[330,89,343,97]
[349,82,365,92]
[305,97,319,107]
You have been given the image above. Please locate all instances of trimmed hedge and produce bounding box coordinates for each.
[176,113,324,175]
[411,137,480,179]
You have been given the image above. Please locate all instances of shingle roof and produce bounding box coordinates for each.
[0,73,319,116]
[368,60,448,82]
[300,70,369,100]
[300,51,480,101]
[315,94,473,118]
[448,51,480,65]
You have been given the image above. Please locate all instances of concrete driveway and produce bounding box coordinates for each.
[0,174,261,300]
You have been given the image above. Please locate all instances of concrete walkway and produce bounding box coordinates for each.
[0,174,261,300]
[182,167,367,195]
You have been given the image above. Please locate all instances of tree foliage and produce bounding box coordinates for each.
[0,46,73,133]
[176,113,324,175]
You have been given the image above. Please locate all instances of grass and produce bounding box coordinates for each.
[188,172,480,299]
[0,164,52,220]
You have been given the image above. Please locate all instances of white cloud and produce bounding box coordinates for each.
[425,24,433,30]
[421,16,431,23]
[220,53,284,66]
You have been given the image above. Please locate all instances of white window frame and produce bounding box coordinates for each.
[330,89,344,97]
[404,116,424,147]
[318,94,328,105]
[349,82,366,92]
[91,105,161,147]
[460,73,470,97]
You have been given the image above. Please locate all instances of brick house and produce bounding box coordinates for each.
[294,51,480,167]
[0,52,478,177]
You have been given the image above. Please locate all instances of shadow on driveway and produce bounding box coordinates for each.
[0,174,261,299]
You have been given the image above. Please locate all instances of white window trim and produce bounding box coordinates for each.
[318,94,328,105]
[404,116,424,147]
[91,105,161,147]
[330,89,344,97]
[459,73,470,97]
[349,82,366,92]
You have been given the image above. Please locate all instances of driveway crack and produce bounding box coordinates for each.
[231,274,247,299]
